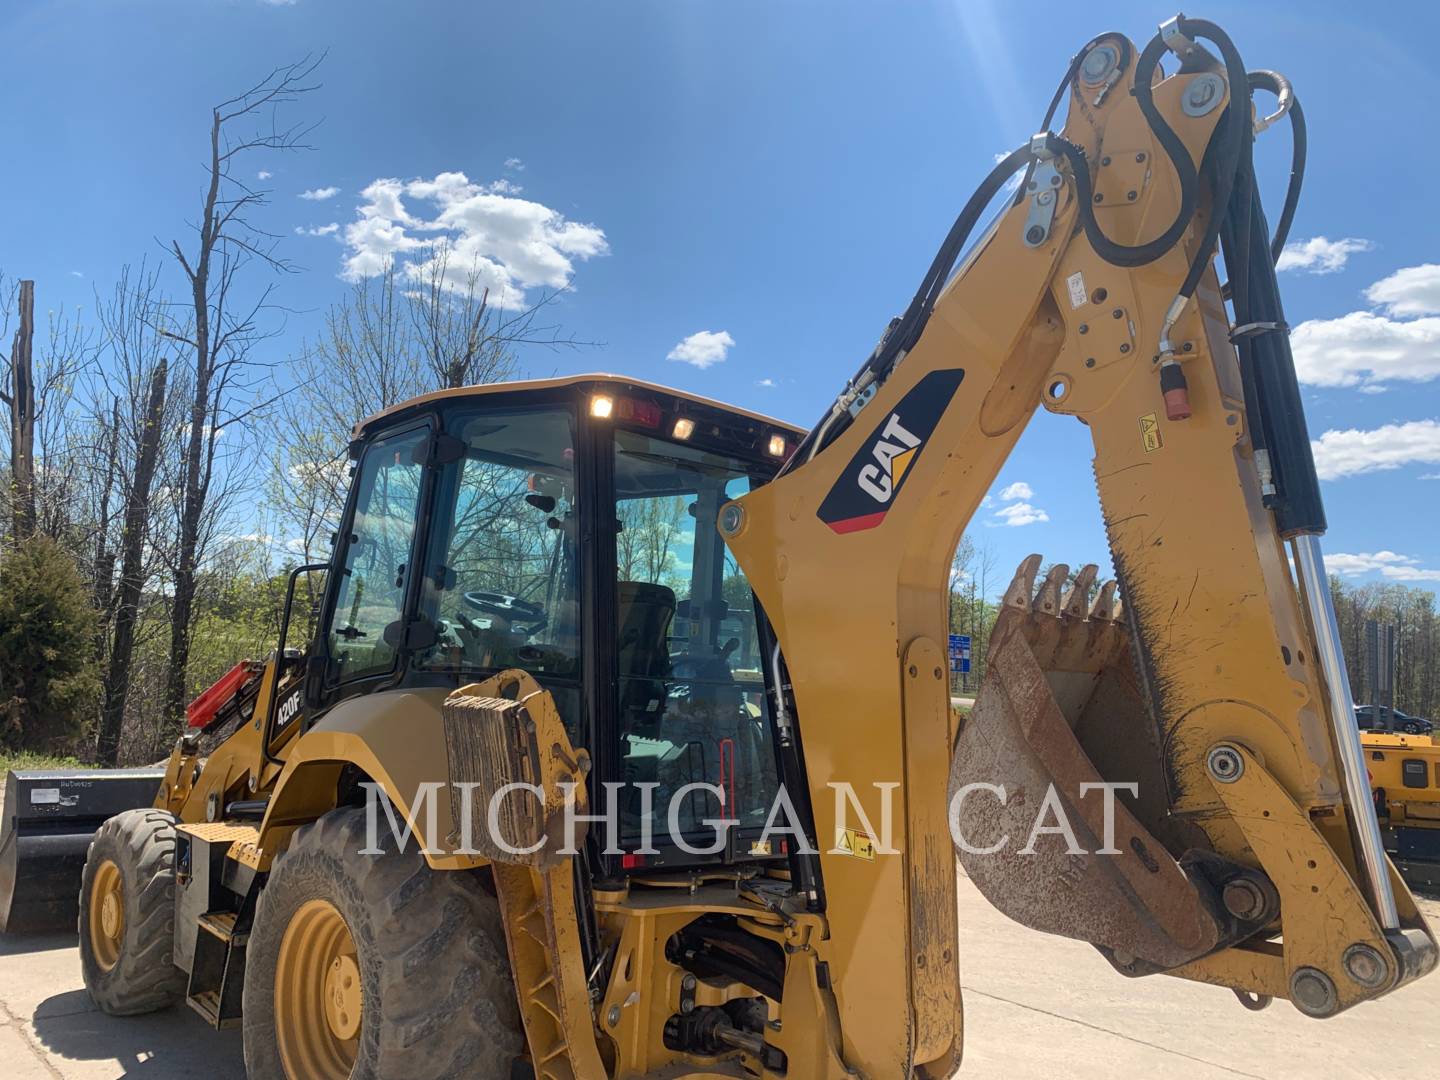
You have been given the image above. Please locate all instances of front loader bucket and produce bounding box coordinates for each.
[950,556,1271,973]
[0,768,164,934]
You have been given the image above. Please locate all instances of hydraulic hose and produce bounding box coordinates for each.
[785,142,1038,468]
[1063,31,1200,269]
[1249,69,1306,263]
[1172,18,1252,302]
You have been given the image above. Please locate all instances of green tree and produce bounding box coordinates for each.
[0,535,101,751]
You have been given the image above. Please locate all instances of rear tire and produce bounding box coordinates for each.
[78,808,187,1016]
[242,804,523,1079]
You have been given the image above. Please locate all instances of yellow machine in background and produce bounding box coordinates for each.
[0,11,1434,1079]
[1365,731,1440,888]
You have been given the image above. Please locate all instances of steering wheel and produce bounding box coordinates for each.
[461,590,548,634]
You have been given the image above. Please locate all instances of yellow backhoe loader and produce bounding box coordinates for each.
[1,11,1435,1078]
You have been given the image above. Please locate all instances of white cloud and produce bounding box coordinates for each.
[1291,263,1440,391]
[1421,473,1440,481]
[260,0,297,6]
[68,270,83,278]
[295,223,340,237]
[257,170,273,180]
[667,330,734,369]
[1276,236,1373,275]
[1326,550,1440,583]
[504,157,525,171]
[998,481,1033,501]
[1365,263,1440,318]
[300,186,340,201]
[1291,311,1440,390]
[1311,419,1440,480]
[991,501,1049,527]
[341,171,608,310]
[757,377,776,388]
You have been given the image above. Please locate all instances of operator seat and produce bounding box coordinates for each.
[616,582,677,738]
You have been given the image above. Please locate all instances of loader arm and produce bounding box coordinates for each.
[725,16,1435,1077]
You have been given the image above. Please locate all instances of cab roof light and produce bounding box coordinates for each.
[767,434,788,458]
[590,394,614,419]
[615,397,662,428]
[673,417,696,440]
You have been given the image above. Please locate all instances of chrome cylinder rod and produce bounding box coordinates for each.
[1293,534,1400,930]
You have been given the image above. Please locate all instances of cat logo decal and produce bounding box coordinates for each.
[816,368,964,534]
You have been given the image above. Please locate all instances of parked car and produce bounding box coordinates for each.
[1356,704,1435,736]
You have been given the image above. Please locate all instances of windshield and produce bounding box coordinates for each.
[612,428,781,857]
[414,406,582,729]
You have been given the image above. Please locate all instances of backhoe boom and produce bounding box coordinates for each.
[725,16,1436,1076]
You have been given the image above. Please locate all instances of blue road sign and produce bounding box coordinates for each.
[948,633,971,674]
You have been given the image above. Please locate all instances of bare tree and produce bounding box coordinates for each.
[161,56,322,723]
[97,357,169,766]
[0,276,100,547]
[3,279,36,541]
[272,256,586,566]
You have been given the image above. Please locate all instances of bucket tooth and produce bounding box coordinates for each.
[1032,563,1069,616]
[1089,580,1118,622]
[1063,565,1099,619]
[1003,554,1044,611]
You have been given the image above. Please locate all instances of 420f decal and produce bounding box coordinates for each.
[816,368,964,534]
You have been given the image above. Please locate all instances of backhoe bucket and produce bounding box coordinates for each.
[950,556,1263,973]
[0,768,164,934]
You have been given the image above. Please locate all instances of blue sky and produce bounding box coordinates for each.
[4,0,1439,594]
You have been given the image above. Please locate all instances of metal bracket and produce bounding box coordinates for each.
[1159,15,1198,61]
[1022,162,1063,248]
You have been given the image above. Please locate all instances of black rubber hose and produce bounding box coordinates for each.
[784,142,1038,468]
[1043,32,1133,130]
[1062,31,1200,268]
[1248,69,1306,262]
[1013,32,1134,208]
[1172,17,1251,301]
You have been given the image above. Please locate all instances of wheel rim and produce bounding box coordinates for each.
[88,859,124,971]
[275,898,361,1080]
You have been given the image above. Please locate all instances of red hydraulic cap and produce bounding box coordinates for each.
[1163,387,1192,421]
[1159,360,1192,421]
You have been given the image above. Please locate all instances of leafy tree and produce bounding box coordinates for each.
[0,535,101,751]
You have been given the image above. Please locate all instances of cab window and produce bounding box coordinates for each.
[414,406,582,728]
[327,426,428,683]
[611,428,780,852]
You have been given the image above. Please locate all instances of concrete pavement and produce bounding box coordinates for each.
[2,874,1436,1078]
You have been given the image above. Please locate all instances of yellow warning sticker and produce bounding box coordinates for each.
[835,827,876,861]
[1139,412,1162,453]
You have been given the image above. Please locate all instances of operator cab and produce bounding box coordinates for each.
[307,374,802,873]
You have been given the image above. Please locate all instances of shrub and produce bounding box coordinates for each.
[0,536,101,753]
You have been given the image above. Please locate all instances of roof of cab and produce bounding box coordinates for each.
[352,372,805,439]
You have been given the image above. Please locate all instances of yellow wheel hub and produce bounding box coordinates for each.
[324,953,362,1041]
[88,859,124,971]
[276,899,362,1079]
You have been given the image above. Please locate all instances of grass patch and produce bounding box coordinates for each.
[0,748,87,774]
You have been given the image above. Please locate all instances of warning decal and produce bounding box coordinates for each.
[1139,413,1162,453]
[834,827,876,861]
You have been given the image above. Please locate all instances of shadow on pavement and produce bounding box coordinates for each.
[31,992,245,1078]
[0,930,78,956]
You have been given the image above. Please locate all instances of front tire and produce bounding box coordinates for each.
[78,808,188,1015]
[242,805,523,1079]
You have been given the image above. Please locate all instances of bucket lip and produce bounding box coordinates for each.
[5,768,166,781]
